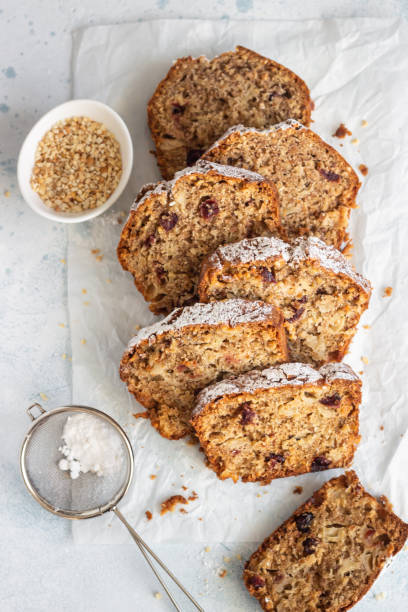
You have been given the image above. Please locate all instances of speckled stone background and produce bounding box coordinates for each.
[1,1,408,611]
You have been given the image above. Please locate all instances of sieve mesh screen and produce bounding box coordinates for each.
[21,408,132,517]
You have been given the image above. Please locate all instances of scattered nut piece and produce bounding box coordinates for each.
[154,592,162,600]
[361,119,368,127]
[188,491,198,502]
[293,486,303,495]
[204,546,211,552]
[236,553,242,560]
[160,495,188,516]
[145,510,153,521]
[4,190,10,197]
[106,278,112,283]
[361,356,369,365]
[374,592,386,601]
[40,392,49,401]
[358,370,364,375]
[383,286,393,297]
[58,323,65,328]
[219,569,227,578]
[179,508,187,514]
[81,338,87,345]
[133,411,148,420]
[83,301,90,306]
[150,474,156,480]
[333,123,352,138]
[95,255,104,262]
[380,425,384,431]
[60,258,66,264]
[223,556,231,563]
[351,138,359,145]
[134,324,141,331]
[359,164,368,176]
[82,288,87,294]
[91,249,100,254]
[61,353,67,360]
[363,324,371,329]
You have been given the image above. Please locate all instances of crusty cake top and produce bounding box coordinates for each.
[127,298,280,348]
[193,362,360,417]
[206,235,371,294]
[131,160,271,212]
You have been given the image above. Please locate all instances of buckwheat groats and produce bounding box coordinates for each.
[243,471,408,612]
[191,363,361,484]
[117,160,281,314]
[120,299,288,439]
[198,236,371,366]
[201,120,360,247]
[148,46,311,178]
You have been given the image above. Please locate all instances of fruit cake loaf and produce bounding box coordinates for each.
[120,299,288,439]
[198,235,371,366]
[243,471,408,612]
[148,46,311,179]
[117,160,281,314]
[201,120,360,248]
[191,362,361,484]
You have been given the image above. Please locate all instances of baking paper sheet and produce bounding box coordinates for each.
[68,18,408,545]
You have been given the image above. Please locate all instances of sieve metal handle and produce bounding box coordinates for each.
[27,403,47,421]
[113,507,204,612]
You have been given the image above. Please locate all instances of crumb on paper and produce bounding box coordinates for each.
[223,556,231,563]
[61,353,67,360]
[359,164,368,176]
[363,324,371,329]
[333,123,352,138]
[351,138,359,145]
[383,286,393,297]
[95,255,103,262]
[154,592,162,600]
[380,425,384,431]
[133,411,148,419]
[293,486,303,495]
[181,485,188,491]
[219,569,227,578]
[150,474,156,480]
[4,190,10,197]
[361,119,368,127]
[256,493,262,498]
[60,258,66,264]
[106,278,112,283]
[134,324,141,331]
[204,546,211,553]
[145,510,153,521]
[91,249,100,254]
[186,437,196,446]
[198,517,203,521]
[81,338,87,345]
[374,592,386,601]
[83,301,90,306]
[179,508,187,514]
[39,392,49,401]
[58,323,65,328]
[236,553,242,560]
[160,495,188,515]
[361,356,369,365]
[82,288,87,294]
[188,490,198,501]
[358,370,364,375]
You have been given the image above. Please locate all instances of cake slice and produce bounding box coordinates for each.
[120,299,288,439]
[148,46,311,178]
[191,362,361,483]
[198,236,371,366]
[243,471,408,612]
[117,160,281,314]
[201,120,360,247]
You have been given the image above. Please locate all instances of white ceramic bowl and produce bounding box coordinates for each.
[17,99,133,223]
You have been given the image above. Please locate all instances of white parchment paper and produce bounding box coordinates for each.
[68,18,408,544]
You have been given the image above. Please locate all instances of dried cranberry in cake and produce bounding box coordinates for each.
[198,235,371,366]
[159,212,178,231]
[240,403,256,425]
[155,265,167,285]
[302,537,319,555]
[311,456,331,472]
[191,362,361,483]
[199,198,219,219]
[186,149,204,166]
[295,512,314,533]
[320,392,341,406]
[202,121,360,247]
[244,471,408,611]
[118,160,281,314]
[247,575,265,590]
[148,46,311,179]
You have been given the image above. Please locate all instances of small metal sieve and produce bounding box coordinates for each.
[20,403,204,612]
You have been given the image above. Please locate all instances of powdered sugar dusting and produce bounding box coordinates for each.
[130,160,269,213]
[204,119,305,155]
[127,299,277,348]
[193,362,359,417]
[206,235,371,293]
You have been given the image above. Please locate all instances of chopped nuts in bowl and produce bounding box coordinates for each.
[18,100,133,223]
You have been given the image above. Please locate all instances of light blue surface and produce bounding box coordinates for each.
[1,1,408,611]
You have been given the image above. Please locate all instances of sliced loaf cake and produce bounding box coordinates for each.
[148,46,311,178]
[198,236,371,366]
[192,362,361,484]
[120,299,288,439]
[244,471,408,611]
[201,120,360,248]
[117,160,281,314]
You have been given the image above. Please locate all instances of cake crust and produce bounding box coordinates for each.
[243,471,408,611]
[148,46,311,178]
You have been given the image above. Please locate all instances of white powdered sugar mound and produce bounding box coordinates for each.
[193,361,359,417]
[58,413,125,480]
[127,298,276,348]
